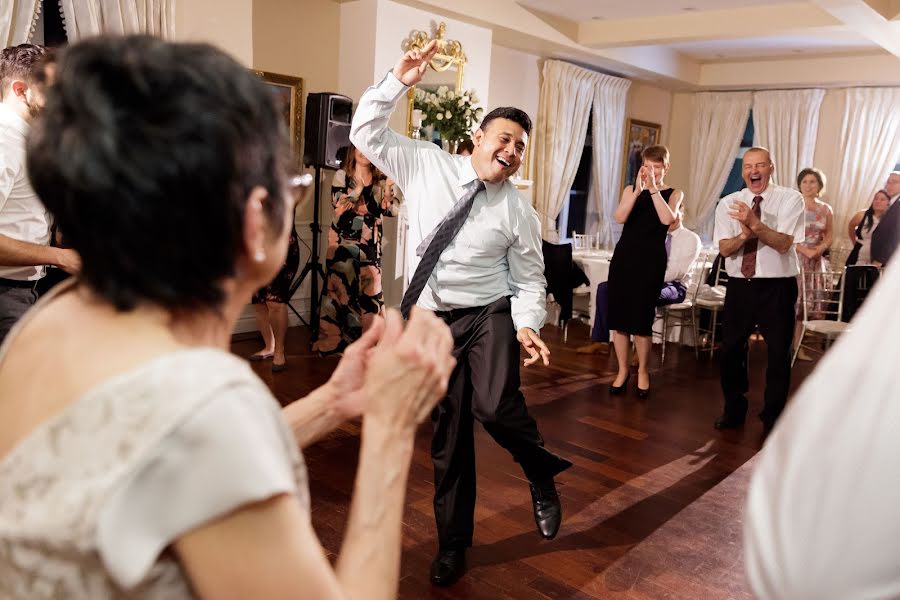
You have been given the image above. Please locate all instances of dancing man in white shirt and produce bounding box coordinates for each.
[713,147,804,432]
[0,45,80,343]
[351,41,572,587]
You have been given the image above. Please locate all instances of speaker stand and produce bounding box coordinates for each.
[287,165,327,347]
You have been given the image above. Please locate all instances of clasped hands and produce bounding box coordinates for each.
[728,200,760,239]
[635,166,659,195]
[325,307,456,430]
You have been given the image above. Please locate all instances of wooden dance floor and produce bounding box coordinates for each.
[233,321,818,599]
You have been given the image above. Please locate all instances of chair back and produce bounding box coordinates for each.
[799,264,846,324]
[542,240,573,322]
[685,251,710,304]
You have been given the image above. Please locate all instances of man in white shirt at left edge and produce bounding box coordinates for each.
[0,44,80,344]
[351,41,572,587]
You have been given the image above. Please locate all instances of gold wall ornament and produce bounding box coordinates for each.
[404,21,467,137]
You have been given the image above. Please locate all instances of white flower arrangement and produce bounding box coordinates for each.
[414,86,483,144]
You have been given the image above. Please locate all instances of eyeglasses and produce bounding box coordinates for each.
[289,173,313,189]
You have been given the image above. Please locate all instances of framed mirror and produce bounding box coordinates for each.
[403,22,467,139]
[252,70,304,167]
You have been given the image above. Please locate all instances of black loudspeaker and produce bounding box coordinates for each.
[303,92,353,169]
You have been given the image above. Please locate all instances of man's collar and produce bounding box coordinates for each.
[0,103,28,137]
[457,156,503,196]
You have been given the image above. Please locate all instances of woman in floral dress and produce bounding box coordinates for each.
[314,143,399,355]
[794,168,834,360]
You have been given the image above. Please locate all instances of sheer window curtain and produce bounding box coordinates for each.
[587,75,631,246]
[822,87,900,243]
[752,89,825,188]
[59,0,175,40]
[1,0,41,46]
[685,92,752,239]
[533,61,597,238]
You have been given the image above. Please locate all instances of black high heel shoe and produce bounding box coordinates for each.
[636,374,650,399]
[609,372,630,395]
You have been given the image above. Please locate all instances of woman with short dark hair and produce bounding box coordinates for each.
[0,35,454,599]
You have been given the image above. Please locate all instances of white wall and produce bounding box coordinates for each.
[489,45,541,181]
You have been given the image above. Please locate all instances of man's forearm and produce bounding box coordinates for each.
[0,234,60,268]
[719,233,748,258]
[751,222,793,254]
[281,383,346,450]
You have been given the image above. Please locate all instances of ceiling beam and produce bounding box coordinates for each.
[811,0,900,57]
[700,52,900,88]
[577,3,840,48]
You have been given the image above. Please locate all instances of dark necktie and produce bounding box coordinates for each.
[400,180,485,318]
[740,195,764,278]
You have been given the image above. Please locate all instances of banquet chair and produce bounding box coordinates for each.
[793,264,851,366]
[694,254,728,358]
[657,252,709,364]
[542,240,574,341]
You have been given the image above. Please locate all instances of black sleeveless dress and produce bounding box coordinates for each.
[607,188,672,336]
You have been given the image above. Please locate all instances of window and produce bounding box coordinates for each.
[719,111,754,198]
[556,114,593,239]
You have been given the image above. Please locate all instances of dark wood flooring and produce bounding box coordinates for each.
[232,321,819,599]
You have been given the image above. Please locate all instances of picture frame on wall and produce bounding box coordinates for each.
[252,70,304,167]
[621,118,661,189]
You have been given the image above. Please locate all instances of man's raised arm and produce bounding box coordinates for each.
[349,40,438,192]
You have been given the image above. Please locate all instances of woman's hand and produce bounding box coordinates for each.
[363,308,455,433]
[635,166,647,193]
[382,179,395,210]
[334,195,354,216]
[646,167,659,194]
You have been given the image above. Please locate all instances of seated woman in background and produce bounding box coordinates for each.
[842,189,890,321]
[793,168,833,360]
[0,36,454,599]
[315,142,399,356]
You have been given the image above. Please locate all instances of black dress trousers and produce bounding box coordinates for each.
[430,296,572,551]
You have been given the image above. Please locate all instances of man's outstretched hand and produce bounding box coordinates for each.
[392,39,438,87]
[517,328,550,367]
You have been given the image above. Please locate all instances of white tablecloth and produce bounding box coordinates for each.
[572,250,612,326]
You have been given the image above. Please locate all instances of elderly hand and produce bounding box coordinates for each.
[363,307,456,432]
[728,200,759,228]
[517,327,550,367]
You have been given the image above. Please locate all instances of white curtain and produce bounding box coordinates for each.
[60,0,176,40]
[533,60,597,237]
[752,89,825,188]
[1,0,41,46]
[824,87,900,243]
[588,74,631,245]
[686,92,752,238]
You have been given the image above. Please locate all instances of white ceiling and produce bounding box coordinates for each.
[393,0,900,89]
[515,0,792,22]
[671,27,877,61]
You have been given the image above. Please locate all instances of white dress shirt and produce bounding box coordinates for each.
[714,184,804,279]
[0,103,51,281]
[744,255,900,600]
[350,73,546,332]
[663,225,702,289]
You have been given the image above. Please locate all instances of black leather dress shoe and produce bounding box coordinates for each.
[430,549,466,587]
[714,414,746,430]
[529,479,562,540]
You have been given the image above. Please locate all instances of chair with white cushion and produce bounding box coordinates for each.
[793,264,851,366]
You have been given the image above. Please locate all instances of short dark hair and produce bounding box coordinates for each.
[455,138,474,155]
[796,167,826,196]
[0,43,49,91]
[27,35,289,311]
[478,107,532,136]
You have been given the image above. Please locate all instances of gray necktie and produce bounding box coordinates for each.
[401,180,485,318]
